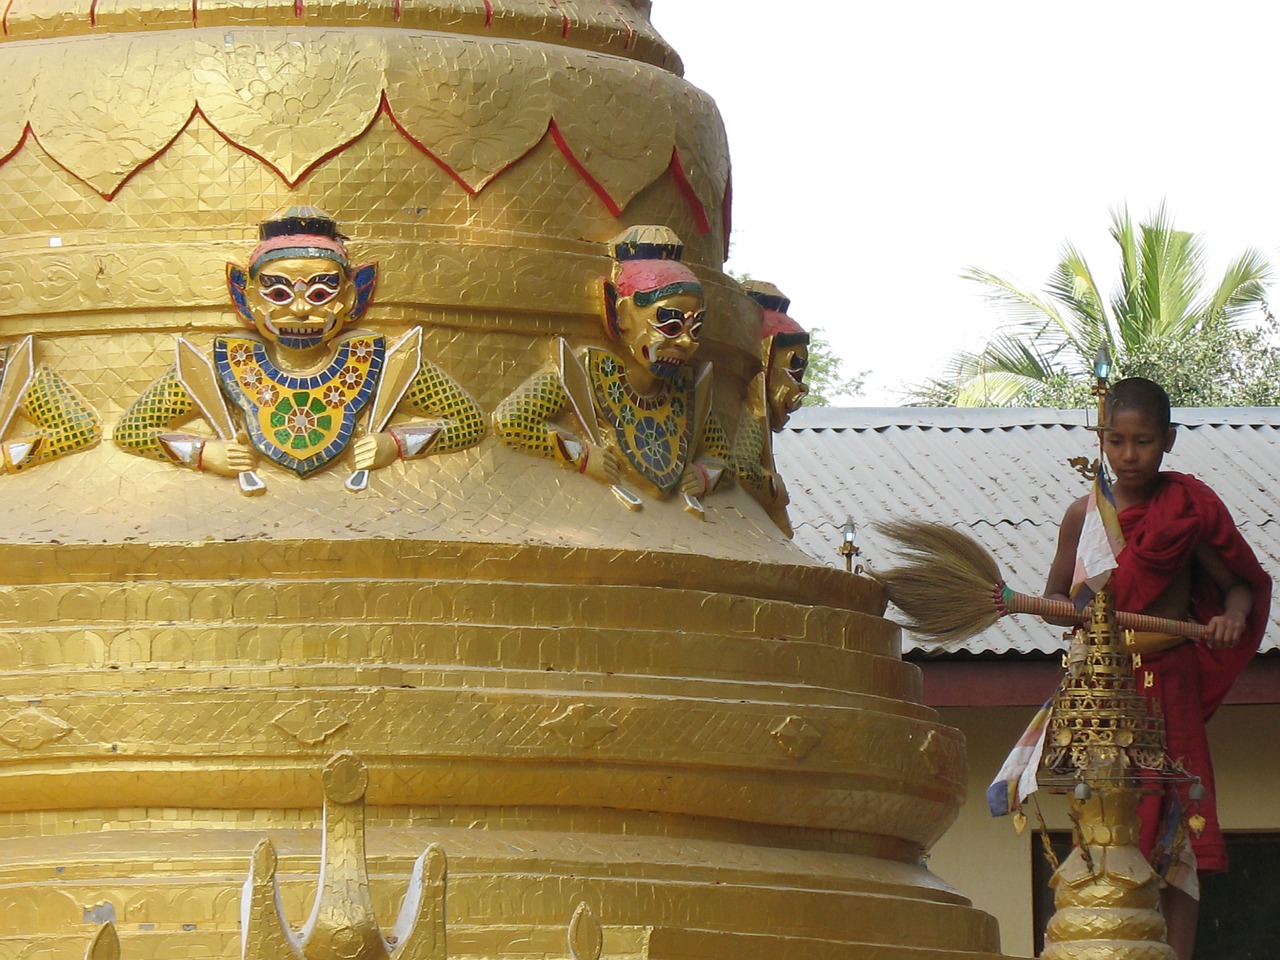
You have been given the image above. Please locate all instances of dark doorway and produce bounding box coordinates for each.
[1195,834,1280,960]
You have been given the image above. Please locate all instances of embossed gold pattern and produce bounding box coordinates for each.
[0,31,720,222]
[1042,788,1176,960]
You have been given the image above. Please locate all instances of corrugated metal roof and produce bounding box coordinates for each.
[774,407,1280,655]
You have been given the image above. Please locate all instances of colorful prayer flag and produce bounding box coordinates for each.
[1149,789,1201,901]
[1070,471,1126,609]
[987,698,1052,817]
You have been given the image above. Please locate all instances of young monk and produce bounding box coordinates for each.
[1043,377,1271,960]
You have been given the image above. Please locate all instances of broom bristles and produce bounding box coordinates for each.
[874,519,1007,648]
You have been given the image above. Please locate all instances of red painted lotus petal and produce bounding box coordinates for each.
[673,82,730,237]
[549,55,674,216]
[0,47,37,166]
[28,36,194,198]
[194,31,385,187]
[385,34,551,194]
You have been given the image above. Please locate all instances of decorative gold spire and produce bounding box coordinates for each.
[240,753,447,960]
[567,903,603,960]
[86,923,121,960]
[1040,594,1175,785]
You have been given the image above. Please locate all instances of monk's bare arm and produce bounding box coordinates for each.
[1043,496,1088,626]
[1195,543,1252,648]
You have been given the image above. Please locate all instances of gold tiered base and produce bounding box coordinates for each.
[1042,792,1175,960]
[3,826,997,958]
[0,539,999,959]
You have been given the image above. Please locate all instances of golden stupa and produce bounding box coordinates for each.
[0,2,1003,957]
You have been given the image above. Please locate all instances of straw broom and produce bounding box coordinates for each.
[874,518,1210,647]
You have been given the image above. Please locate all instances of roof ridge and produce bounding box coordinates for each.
[786,406,1280,431]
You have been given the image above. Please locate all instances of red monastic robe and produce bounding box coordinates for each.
[1111,472,1271,872]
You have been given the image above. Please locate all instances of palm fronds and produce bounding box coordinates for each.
[1133,207,1203,343]
[1045,242,1109,355]
[925,204,1276,408]
[960,266,1071,331]
[1202,247,1272,324]
[950,329,1066,406]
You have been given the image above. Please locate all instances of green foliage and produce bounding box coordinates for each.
[804,327,866,406]
[1123,313,1280,406]
[913,205,1278,407]
[724,267,864,405]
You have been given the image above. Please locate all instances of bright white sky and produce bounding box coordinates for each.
[649,2,1280,405]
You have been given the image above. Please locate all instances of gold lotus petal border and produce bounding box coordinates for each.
[0,31,722,218]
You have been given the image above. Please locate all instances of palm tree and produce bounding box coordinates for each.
[927,205,1273,406]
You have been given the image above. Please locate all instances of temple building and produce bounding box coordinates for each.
[777,405,1280,960]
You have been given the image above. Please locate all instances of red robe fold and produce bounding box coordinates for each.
[1112,472,1271,873]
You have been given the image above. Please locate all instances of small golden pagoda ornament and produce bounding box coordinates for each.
[1039,591,1179,960]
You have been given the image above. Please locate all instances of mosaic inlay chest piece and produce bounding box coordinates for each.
[214,334,385,476]
[586,347,694,494]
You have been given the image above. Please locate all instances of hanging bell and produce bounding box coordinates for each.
[1189,779,1207,801]
[1074,781,1092,800]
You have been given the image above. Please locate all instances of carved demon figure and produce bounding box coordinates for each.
[732,281,809,534]
[116,208,484,492]
[493,225,729,513]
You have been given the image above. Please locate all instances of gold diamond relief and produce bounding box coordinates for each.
[540,703,619,749]
[0,707,73,750]
[272,701,351,746]
[770,715,823,759]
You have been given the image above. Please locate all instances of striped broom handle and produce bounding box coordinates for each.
[996,584,1210,640]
